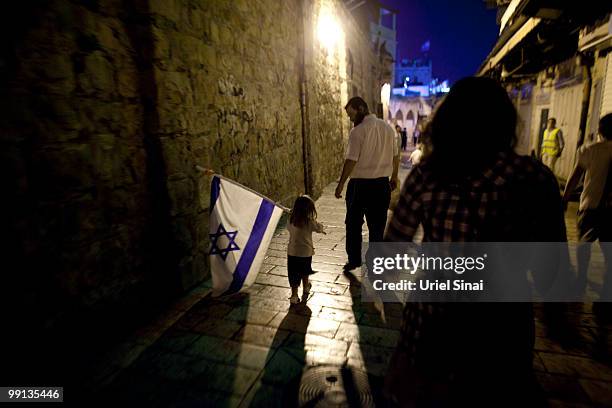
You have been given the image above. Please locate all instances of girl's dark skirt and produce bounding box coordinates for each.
[287,255,315,287]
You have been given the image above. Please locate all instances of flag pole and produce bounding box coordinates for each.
[195,165,291,213]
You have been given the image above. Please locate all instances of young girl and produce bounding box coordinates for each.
[287,195,326,304]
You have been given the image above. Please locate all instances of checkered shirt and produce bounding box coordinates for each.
[386,151,563,242]
[384,150,565,376]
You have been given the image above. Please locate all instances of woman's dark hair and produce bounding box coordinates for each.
[290,195,317,228]
[600,113,612,140]
[424,77,517,180]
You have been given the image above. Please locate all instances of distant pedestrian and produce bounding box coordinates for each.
[394,125,403,155]
[384,77,565,406]
[562,113,612,302]
[540,118,565,172]
[401,127,408,151]
[413,123,421,146]
[409,142,423,166]
[336,96,400,272]
[287,195,326,304]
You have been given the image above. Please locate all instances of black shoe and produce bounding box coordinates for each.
[343,262,361,272]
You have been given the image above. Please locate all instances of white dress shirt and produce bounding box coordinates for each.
[345,114,398,179]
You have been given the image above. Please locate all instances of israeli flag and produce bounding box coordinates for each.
[209,176,284,296]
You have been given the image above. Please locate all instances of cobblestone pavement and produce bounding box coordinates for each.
[87,155,612,407]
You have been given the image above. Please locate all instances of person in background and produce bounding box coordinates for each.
[401,127,408,151]
[413,123,422,147]
[540,118,565,172]
[562,113,612,304]
[409,142,424,166]
[395,125,403,155]
[287,195,326,304]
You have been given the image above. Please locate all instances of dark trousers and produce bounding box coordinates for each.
[345,177,391,265]
[577,208,612,299]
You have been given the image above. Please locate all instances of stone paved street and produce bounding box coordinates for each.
[87,156,612,407]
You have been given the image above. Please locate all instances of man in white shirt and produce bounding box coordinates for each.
[562,113,612,301]
[335,96,400,271]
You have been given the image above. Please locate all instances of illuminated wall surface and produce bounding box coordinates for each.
[1,0,388,330]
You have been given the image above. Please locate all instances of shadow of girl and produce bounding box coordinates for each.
[248,304,312,407]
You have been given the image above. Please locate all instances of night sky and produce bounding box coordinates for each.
[382,0,499,84]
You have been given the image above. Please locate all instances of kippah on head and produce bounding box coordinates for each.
[345,96,369,112]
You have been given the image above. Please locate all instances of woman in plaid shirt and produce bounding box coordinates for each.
[384,77,566,406]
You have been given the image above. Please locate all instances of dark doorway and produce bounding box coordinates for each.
[536,108,549,158]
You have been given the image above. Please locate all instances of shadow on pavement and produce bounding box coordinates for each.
[248,303,312,407]
[95,292,255,407]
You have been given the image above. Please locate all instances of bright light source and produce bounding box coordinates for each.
[381,83,391,120]
[381,83,391,105]
[318,9,342,52]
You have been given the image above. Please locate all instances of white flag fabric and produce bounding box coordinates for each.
[209,176,283,296]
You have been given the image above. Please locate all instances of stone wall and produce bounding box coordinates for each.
[147,0,306,289]
[1,0,384,335]
[147,0,386,287]
[0,1,163,330]
[303,0,386,197]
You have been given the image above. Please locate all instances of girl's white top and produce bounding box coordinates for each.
[287,220,325,257]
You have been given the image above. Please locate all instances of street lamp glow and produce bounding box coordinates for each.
[381,83,391,120]
[381,83,391,105]
[318,10,341,51]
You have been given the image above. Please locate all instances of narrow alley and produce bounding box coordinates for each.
[2,0,612,406]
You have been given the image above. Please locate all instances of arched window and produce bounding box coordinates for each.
[406,110,415,130]
[395,109,404,127]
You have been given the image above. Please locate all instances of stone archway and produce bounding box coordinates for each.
[406,110,415,131]
[394,109,404,127]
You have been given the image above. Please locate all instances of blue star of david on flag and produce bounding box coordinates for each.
[209,175,284,297]
[209,224,240,261]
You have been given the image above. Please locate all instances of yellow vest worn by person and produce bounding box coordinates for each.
[541,128,561,156]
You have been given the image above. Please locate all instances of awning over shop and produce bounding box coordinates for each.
[478,16,541,76]
[478,0,611,79]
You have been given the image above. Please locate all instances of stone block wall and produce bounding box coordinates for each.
[0,1,162,331]
[1,0,384,334]
[146,0,306,290]
[303,0,384,197]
